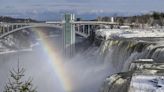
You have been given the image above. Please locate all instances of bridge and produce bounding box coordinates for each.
[0,14,119,57]
[0,21,118,38]
[0,23,91,38]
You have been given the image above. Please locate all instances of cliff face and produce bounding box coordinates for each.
[101,72,132,92]
[0,29,33,51]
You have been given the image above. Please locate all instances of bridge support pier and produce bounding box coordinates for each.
[3,27,5,33]
[77,24,80,32]
[88,25,90,36]
[11,25,14,31]
[63,13,75,58]
[0,26,2,34]
[7,25,9,32]
[83,25,85,34]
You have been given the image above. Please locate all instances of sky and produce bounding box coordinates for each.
[0,0,164,20]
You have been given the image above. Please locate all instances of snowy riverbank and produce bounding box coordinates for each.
[96,29,164,40]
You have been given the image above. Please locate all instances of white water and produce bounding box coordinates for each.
[1,28,164,92]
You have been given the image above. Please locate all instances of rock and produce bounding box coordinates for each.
[101,60,164,92]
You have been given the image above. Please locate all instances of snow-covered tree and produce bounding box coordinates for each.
[4,62,37,92]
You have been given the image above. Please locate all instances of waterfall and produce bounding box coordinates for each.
[1,28,164,92]
[99,39,164,71]
[99,39,164,92]
[62,38,164,92]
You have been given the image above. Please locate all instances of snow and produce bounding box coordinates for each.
[129,75,164,92]
[96,29,164,40]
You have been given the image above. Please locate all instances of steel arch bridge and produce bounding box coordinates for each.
[0,23,90,38]
[0,14,120,57]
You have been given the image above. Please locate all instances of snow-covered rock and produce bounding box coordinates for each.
[96,29,164,40]
[101,60,164,92]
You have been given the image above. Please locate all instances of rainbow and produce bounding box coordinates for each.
[35,30,73,92]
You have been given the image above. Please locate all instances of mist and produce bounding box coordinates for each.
[0,27,116,92]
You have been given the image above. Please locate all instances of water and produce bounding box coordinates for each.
[0,27,109,92]
[1,28,164,92]
[0,35,62,92]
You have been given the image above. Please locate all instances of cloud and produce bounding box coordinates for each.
[0,0,164,20]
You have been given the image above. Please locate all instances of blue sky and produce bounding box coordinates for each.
[0,0,164,20]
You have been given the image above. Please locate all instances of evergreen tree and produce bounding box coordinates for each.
[4,62,37,92]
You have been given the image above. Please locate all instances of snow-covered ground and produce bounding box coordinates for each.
[129,75,164,92]
[96,29,164,40]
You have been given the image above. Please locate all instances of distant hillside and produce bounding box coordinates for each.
[1,12,164,26]
[97,12,164,26]
[0,16,39,23]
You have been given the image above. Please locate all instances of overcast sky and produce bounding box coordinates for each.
[0,0,164,20]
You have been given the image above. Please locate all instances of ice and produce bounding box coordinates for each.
[129,75,164,92]
[96,29,164,39]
